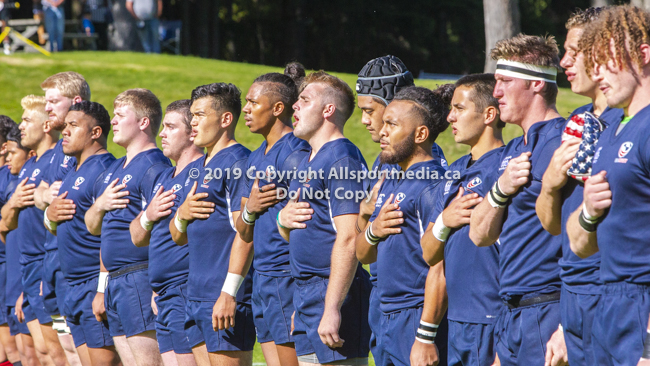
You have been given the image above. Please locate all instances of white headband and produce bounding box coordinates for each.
[495,59,557,83]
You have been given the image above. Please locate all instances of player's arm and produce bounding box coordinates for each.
[354,176,385,263]
[213,210,254,330]
[567,171,609,258]
[355,192,403,264]
[170,181,213,246]
[470,152,531,247]
[411,262,447,366]
[276,188,313,242]
[1,178,36,231]
[130,186,176,247]
[92,251,109,321]
[85,179,129,236]
[235,179,281,243]
[43,191,76,235]
[318,213,359,348]
[536,139,580,235]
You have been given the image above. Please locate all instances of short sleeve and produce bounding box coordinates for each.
[227,158,249,212]
[417,184,441,227]
[429,182,447,224]
[327,157,367,217]
[140,163,168,199]
[281,149,309,188]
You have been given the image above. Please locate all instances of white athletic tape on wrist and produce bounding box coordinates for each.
[419,320,439,328]
[97,272,109,293]
[495,59,557,84]
[140,211,154,231]
[174,212,188,233]
[222,272,245,297]
[487,191,506,208]
[43,207,57,231]
[558,323,563,332]
[415,336,435,344]
[242,204,256,225]
[582,203,600,223]
[365,223,380,245]
[432,214,451,242]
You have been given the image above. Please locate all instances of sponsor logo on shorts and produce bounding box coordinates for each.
[615,141,633,163]
[73,177,85,190]
[122,175,132,185]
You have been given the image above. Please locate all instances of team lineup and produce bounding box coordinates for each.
[0,4,648,366]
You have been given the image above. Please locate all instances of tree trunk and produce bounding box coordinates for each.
[108,0,143,51]
[630,0,650,9]
[591,0,611,6]
[483,0,520,72]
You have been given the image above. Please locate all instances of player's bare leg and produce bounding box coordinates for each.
[18,333,43,366]
[57,333,80,366]
[276,343,298,366]
[113,336,136,366]
[74,344,91,366]
[0,325,20,363]
[259,342,280,366]
[39,323,69,366]
[191,344,209,366]
[207,351,252,366]
[27,320,53,366]
[125,331,163,366]
[160,351,178,366]
[86,345,122,366]
[174,352,197,366]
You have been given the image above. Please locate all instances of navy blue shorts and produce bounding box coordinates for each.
[252,272,295,345]
[64,276,113,348]
[6,306,29,336]
[154,283,196,354]
[42,249,68,316]
[0,263,7,326]
[292,267,371,364]
[105,266,155,337]
[592,282,650,366]
[560,286,599,366]
[185,300,255,353]
[448,320,496,366]
[495,298,560,366]
[22,260,52,325]
[368,284,384,363]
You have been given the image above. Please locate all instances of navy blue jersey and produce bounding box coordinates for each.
[244,133,309,276]
[370,160,445,313]
[16,149,56,265]
[483,117,565,299]
[97,149,171,272]
[3,174,22,306]
[43,139,77,251]
[184,144,252,302]
[145,163,199,294]
[0,166,13,264]
[559,106,624,292]
[591,104,650,284]
[57,153,116,285]
[288,138,369,278]
[434,149,504,324]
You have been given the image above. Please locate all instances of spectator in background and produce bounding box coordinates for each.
[42,0,65,52]
[126,0,161,54]
[32,0,46,45]
[82,0,111,51]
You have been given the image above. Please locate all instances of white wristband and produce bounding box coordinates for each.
[221,272,245,297]
[43,207,57,231]
[558,323,563,332]
[582,203,599,223]
[97,272,109,293]
[432,214,451,242]
[242,204,256,225]
[140,211,154,231]
[174,212,188,233]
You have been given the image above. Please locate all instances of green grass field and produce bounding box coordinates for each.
[0,52,590,365]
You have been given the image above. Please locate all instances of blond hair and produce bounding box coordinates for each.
[41,72,91,101]
[114,89,163,135]
[580,6,650,77]
[301,71,355,121]
[20,95,48,120]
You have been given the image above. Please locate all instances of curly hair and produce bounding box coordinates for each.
[579,5,650,77]
[393,85,451,142]
[566,7,607,30]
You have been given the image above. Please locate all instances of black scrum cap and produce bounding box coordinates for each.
[356,55,414,105]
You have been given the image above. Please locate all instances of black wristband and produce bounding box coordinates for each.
[494,180,510,201]
[643,331,650,359]
[578,211,598,232]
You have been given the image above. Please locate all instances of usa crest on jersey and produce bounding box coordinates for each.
[72,177,85,190]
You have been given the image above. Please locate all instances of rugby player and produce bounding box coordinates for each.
[535,8,624,366]
[2,125,40,366]
[85,89,171,366]
[420,74,505,366]
[37,72,88,366]
[0,117,25,366]
[0,95,69,366]
[468,35,566,366]
[565,6,650,365]
[169,83,255,366]
[355,85,450,366]
[224,66,309,366]
[128,100,202,366]
[354,55,449,365]
[277,71,371,366]
[43,100,122,366]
